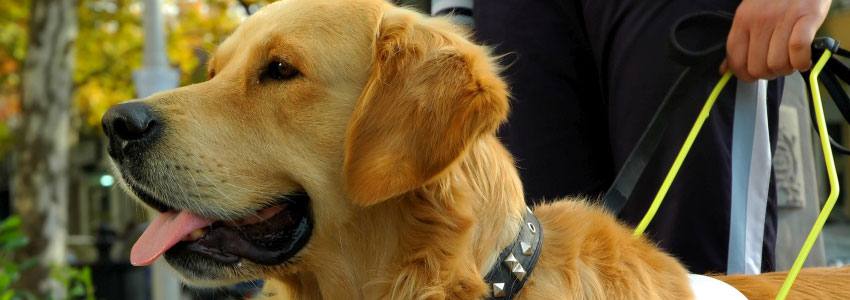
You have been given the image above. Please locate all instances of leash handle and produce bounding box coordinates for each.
[604,11,733,215]
[629,37,843,298]
[775,46,838,300]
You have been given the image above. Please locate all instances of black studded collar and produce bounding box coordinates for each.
[483,207,543,299]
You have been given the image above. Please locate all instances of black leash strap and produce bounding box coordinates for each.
[602,11,733,214]
[805,37,850,155]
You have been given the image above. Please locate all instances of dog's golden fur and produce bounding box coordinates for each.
[120,0,850,298]
[717,267,850,299]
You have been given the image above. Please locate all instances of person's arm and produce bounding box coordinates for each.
[723,0,832,81]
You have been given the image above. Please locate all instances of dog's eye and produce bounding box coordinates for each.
[260,60,300,82]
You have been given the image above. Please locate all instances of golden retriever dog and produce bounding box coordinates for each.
[101,0,850,298]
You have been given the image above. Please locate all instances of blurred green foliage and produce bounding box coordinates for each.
[0,216,95,300]
[0,0,29,157]
[75,0,241,130]
[0,216,35,300]
[0,0,243,140]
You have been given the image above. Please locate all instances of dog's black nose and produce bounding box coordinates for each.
[102,102,161,158]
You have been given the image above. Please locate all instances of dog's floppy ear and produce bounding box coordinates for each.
[343,9,508,206]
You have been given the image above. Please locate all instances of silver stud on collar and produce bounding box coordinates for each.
[512,264,527,281]
[503,253,520,270]
[492,282,506,297]
[484,209,542,299]
[521,241,532,256]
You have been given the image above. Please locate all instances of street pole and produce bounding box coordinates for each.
[134,0,181,299]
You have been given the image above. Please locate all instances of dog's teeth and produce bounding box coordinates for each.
[187,228,206,241]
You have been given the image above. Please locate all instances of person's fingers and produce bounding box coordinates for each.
[747,23,775,79]
[726,17,753,81]
[788,15,820,71]
[766,17,794,76]
[719,59,729,75]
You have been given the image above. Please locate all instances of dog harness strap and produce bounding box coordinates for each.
[483,207,543,299]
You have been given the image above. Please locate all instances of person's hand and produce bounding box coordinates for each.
[722,0,831,81]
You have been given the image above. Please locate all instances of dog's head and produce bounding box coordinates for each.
[103,0,507,286]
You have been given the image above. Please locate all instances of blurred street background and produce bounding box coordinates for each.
[0,0,849,299]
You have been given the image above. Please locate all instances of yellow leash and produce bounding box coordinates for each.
[775,49,837,300]
[630,49,838,300]
[632,71,733,237]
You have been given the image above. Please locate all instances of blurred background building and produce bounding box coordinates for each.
[0,0,848,299]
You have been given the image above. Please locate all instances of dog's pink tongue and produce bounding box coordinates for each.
[130,210,212,266]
